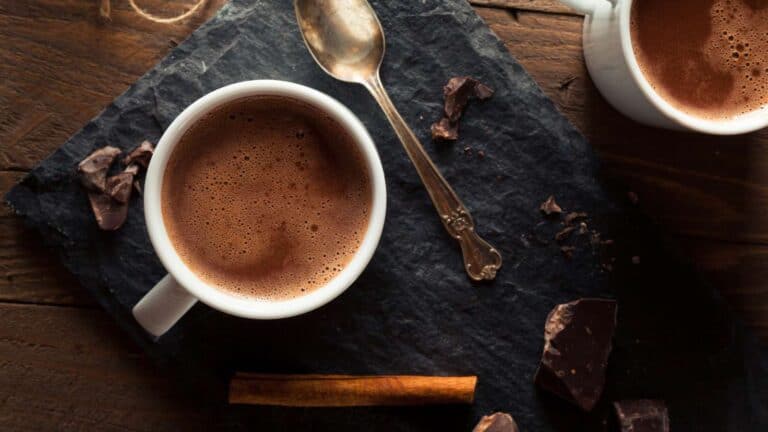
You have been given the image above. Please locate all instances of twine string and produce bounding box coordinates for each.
[99,0,208,24]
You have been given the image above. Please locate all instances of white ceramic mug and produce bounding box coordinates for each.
[132,80,387,338]
[558,0,768,135]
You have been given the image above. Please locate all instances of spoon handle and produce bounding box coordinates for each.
[362,74,502,281]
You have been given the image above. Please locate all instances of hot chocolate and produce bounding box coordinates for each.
[161,96,372,301]
[630,0,768,120]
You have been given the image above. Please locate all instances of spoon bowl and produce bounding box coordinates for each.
[295,0,384,83]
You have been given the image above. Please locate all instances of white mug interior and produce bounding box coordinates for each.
[143,80,387,319]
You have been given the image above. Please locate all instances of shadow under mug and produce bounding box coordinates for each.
[558,0,768,135]
[132,80,387,338]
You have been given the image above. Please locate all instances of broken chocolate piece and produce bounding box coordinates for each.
[540,195,562,215]
[123,140,154,168]
[473,412,519,432]
[431,76,493,141]
[77,146,122,192]
[87,192,129,231]
[555,226,576,242]
[431,117,459,141]
[560,246,575,259]
[534,298,617,411]
[106,172,135,204]
[564,211,588,225]
[613,400,669,432]
[473,82,495,100]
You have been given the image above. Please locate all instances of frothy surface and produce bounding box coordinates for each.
[162,96,372,300]
[631,0,768,120]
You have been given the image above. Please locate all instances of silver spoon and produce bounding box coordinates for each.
[295,0,502,281]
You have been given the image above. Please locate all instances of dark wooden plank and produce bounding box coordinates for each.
[469,0,576,14]
[0,302,214,430]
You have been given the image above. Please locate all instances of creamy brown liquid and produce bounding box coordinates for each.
[162,96,372,300]
[630,0,768,120]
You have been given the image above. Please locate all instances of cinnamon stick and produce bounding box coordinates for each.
[229,373,477,407]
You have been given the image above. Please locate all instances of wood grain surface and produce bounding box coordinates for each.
[0,0,765,429]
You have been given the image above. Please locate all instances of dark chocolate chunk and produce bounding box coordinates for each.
[431,117,459,140]
[560,246,575,259]
[540,195,562,215]
[87,192,129,231]
[77,146,122,192]
[613,400,669,432]
[534,298,617,411]
[474,82,495,100]
[555,226,576,242]
[564,211,588,226]
[431,76,493,141]
[473,412,519,432]
[106,171,136,204]
[444,76,481,122]
[124,140,155,168]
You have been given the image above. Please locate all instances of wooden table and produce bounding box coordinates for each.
[0,0,765,429]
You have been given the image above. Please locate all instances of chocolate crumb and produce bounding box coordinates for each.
[561,246,576,259]
[614,400,669,432]
[555,226,576,242]
[632,256,641,265]
[578,222,588,235]
[564,211,588,225]
[477,150,485,159]
[77,146,122,192]
[473,412,519,432]
[628,191,639,205]
[431,117,459,141]
[473,82,495,100]
[540,196,562,216]
[123,141,154,169]
[87,192,129,231]
[464,146,473,155]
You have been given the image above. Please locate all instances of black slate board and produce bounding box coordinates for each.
[6,1,768,430]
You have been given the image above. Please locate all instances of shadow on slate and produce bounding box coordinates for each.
[5,0,768,430]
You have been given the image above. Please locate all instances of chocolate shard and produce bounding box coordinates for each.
[534,298,617,411]
[444,76,480,122]
[613,400,669,432]
[473,412,519,432]
[564,211,588,226]
[540,195,562,215]
[474,82,495,100]
[555,226,576,242]
[77,146,122,192]
[106,171,135,204]
[431,117,459,141]
[123,140,154,169]
[87,192,129,231]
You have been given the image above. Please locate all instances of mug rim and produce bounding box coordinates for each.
[618,0,768,135]
[144,80,387,319]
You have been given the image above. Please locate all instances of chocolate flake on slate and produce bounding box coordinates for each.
[534,298,617,411]
[627,191,639,205]
[613,400,669,432]
[87,192,129,231]
[564,211,588,226]
[540,195,562,216]
[431,117,459,140]
[431,76,493,141]
[124,140,155,168]
[77,146,122,192]
[578,222,588,235]
[560,246,576,259]
[473,412,519,432]
[555,226,576,242]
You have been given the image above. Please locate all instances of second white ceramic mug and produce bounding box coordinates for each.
[132,80,387,338]
[558,0,768,135]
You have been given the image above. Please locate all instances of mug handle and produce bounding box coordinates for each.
[132,274,198,337]
[557,0,600,14]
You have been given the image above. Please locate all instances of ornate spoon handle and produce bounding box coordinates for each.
[363,74,502,281]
